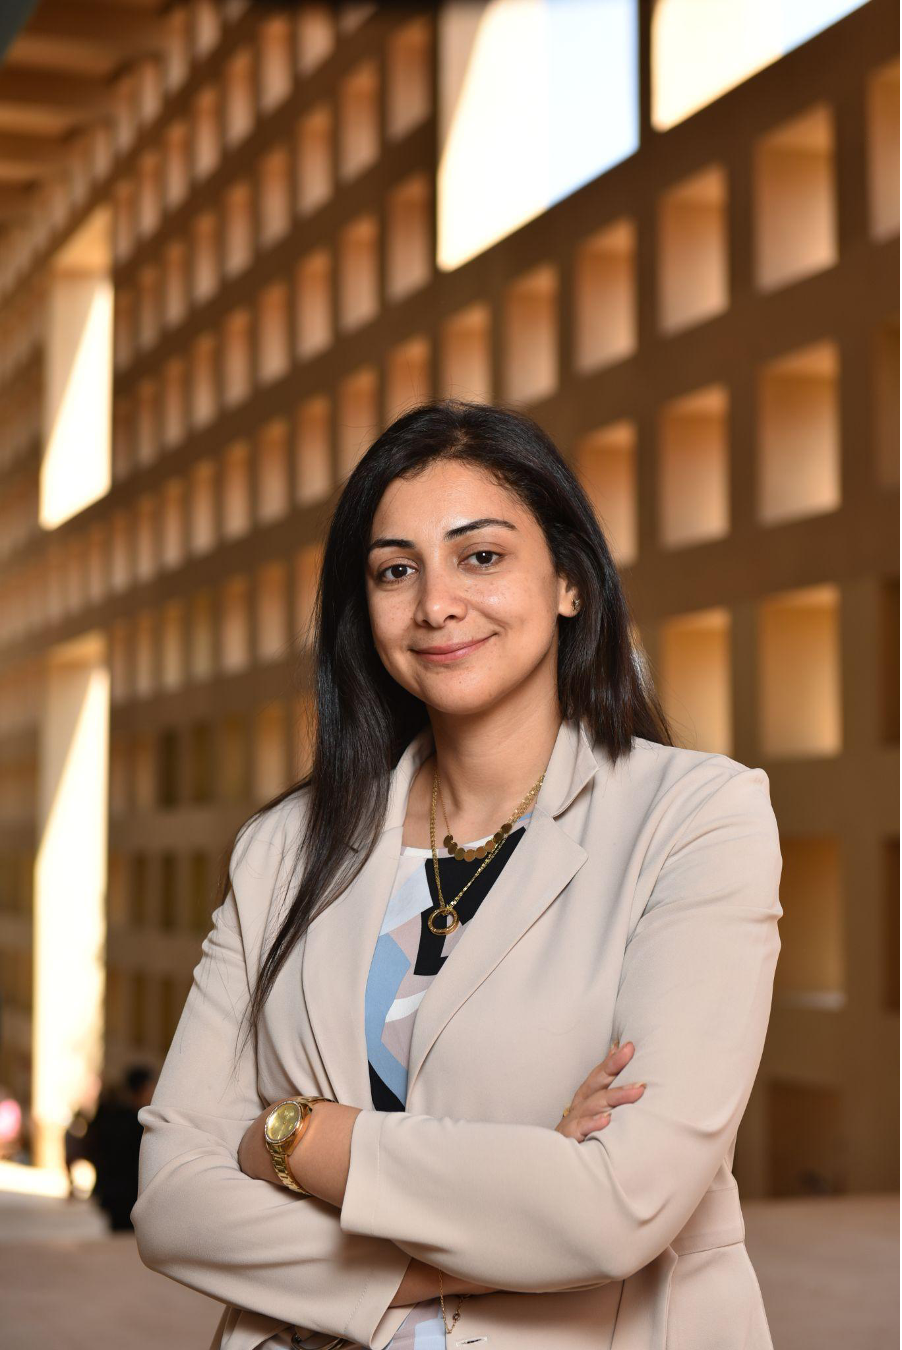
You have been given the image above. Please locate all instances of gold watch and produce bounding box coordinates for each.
[263,1095,332,1196]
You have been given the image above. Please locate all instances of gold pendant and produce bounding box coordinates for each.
[427,904,459,935]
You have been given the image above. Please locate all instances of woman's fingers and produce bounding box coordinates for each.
[554,1038,643,1140]
[574,1082,646,1141]
[573,1041,635,1106]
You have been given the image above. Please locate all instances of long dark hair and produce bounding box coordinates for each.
[219,398,673,1064]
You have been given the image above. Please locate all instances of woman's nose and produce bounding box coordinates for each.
[414,567,466,621]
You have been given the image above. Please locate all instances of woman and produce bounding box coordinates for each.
[133,399,783,1350]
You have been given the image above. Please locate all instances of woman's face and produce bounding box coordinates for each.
[364,458,577,717]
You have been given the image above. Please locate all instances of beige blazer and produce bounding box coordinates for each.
[133,716,783,1350]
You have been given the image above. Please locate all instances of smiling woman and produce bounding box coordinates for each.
[132,398,782,1350]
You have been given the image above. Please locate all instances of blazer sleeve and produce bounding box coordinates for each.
[131,811,413,1349]
[338,765,783,1292]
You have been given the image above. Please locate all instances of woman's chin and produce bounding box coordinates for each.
[416,685,514,719]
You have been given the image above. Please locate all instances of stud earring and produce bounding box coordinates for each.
[571,595,581,612]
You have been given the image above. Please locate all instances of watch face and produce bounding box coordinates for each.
[266,1100,302,1143]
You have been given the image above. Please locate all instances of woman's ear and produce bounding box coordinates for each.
[557,577,581,618]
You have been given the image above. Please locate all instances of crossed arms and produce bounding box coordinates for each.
[132,766,782,1347]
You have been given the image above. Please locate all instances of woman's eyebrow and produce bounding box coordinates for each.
[366,517,518,555]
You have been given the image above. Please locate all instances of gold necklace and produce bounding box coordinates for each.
[426,765,544,936]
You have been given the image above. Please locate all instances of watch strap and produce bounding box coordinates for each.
[265,1095,333,1197]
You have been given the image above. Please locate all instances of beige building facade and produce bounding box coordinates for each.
[0,0,897,1194]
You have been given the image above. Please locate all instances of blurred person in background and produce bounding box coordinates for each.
[64,1070,102,1199]
[84,1064,156,1232]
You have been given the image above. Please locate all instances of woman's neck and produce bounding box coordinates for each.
[403,702,563,848]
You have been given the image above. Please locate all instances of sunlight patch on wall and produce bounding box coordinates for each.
[40,206,113,530]
[652,0,871,131]
[437,0,638,271]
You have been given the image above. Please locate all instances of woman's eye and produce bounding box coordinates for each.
[377,562,414,583]
[375,550,501,585]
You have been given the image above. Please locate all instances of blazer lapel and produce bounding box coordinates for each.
[302,717,602,1111]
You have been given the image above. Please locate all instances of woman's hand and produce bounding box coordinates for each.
[555,1040,646,1142]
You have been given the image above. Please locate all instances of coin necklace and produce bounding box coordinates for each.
[426,765,545,936]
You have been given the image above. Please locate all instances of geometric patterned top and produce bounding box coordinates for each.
[362,811,534,1349]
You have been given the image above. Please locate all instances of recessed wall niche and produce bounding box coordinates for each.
[164,120,190,209]
[192,84,221,179]
[386,174,431,302]
[257,282,289,384]
[258,146,291,247]
[256,562,289,662]
[221,574,251,674]
[866,59,900,243]
[190,333,219,429]
[193,0,221,59]
[657,164,728,334]
[503,264,558,405]
[135,380,160,466]
[339,214,379,332]
[222,440,251,540]
[872,315,900,487]
[658,383,729,548]
[163,240,188,326]
[222,309,252,408]
[189,590,215,682]
[386,16,432,141]
[137,152,162,239]
[774,835,845,1010]
[254,702,288,801]
[338,366,378,477]
[295,248,333,358]
[224,181,253,276]
[574,420,638,567]
[754,103,838,292]
[294,541,323,647]
[256,419,290,523]
[189,458,218,556]
[441,303,491,402]
[295,395,332,505]
[297,104,333,217]
[659,607,732,753]
[573,219,637,374]
[758,583,842,758]
[225,47,255,146]
[161,478,186,570]
[297,3,335,76]
[161,601,186,691]
[219,713,250,802]
[162,358,187,447]
[259,14,293,112]
[134,610,156,699]
[135,495,158,582]
[386,335,431,424]
[757,340,840,525]
[137,267,161,351]
[339,59,379,181]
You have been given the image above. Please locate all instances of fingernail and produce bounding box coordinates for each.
[626,1081,646,1089]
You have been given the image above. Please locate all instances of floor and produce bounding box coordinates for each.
[0,1187,897,1349]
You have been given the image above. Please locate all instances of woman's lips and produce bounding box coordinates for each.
[413,635,493,664]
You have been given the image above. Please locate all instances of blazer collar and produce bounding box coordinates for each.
[302,715,603,1110]
[382,713,602,833]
